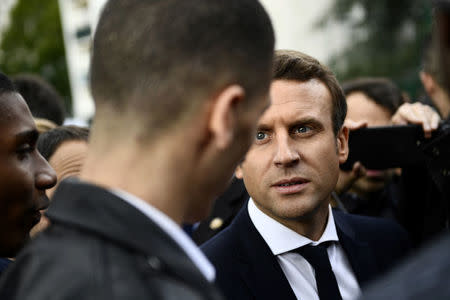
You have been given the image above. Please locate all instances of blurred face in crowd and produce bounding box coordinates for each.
[346,91,395,193]
[0,92,56,256]
[30,139,88,236]
[236,79,348,228]
[46,140,88,197]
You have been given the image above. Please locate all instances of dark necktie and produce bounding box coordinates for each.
[295,243,342,300]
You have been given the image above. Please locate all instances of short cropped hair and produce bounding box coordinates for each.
[91,0,275,135]
[273,50,347,135]
[341,78,405,115]
[37,126,89,161]
[0,72,16,96]
[12,74,65,125]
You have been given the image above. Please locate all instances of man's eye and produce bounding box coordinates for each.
[295,126,312,134]
[256,132,267,140]
[17,144,34,160]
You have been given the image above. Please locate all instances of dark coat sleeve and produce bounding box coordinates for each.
[0,239,101,300]
[360,233,450,300]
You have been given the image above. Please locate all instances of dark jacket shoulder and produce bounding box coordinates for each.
[0,180,223,300]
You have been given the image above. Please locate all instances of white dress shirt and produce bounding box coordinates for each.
[110,188,215,282]
[248,199,361,300]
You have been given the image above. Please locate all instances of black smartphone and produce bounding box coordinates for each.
[340,124,429,171]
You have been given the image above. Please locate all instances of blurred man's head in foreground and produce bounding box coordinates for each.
[86,0,275,223]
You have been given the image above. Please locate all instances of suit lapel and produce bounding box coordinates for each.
[232,207,297,300]
[334,211,378,286]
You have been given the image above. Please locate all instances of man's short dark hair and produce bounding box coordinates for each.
[273,50,347,135]
[341,77,405,115]
[37,126,89,161]
[90,0,274,136]
[0,72,16,96]
[12,74,65,125]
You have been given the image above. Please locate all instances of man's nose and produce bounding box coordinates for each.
[273,133,300,167]
[35,153,57,191]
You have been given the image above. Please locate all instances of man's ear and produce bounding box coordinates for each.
[420,71,436,95]
[208,85,245,150]
[235,164,244,179]
[337,125,349,164]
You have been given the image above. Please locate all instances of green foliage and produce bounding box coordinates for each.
[0,0,71,113]
[320,0,433,99]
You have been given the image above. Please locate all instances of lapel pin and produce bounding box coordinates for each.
[209,217,224,230]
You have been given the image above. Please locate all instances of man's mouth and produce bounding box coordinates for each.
[31,211,42,227]
[272,177,310,194]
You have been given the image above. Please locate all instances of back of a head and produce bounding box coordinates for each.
[12,74,65,125]
[341,78,405,115]
[91,0,275,139]
[273,50,347,135]
[37,125,89,161]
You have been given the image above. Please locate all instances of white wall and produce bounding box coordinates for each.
[260,0,349,63]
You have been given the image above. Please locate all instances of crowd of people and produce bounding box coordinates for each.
[0,0,449,299]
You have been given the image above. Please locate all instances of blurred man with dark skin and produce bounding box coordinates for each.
[0,72,56,274]
[0,0,274,299]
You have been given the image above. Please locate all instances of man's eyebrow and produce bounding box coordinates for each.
[15,129,39,142]
[256,123,271,131]
[289,117,323,127]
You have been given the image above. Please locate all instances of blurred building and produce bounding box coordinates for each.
[57,0,100,122]
[0,0,17,35]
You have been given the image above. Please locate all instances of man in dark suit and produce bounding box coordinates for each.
[202,50,413,300]
[0,0,275,299]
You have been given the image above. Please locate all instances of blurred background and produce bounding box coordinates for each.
[0,0,433,123]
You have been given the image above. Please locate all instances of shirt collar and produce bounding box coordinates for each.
[248,198,339,256]
[110,188,215,282]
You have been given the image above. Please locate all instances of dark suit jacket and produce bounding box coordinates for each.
[202,204,410,300]
[0,180,223,300]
